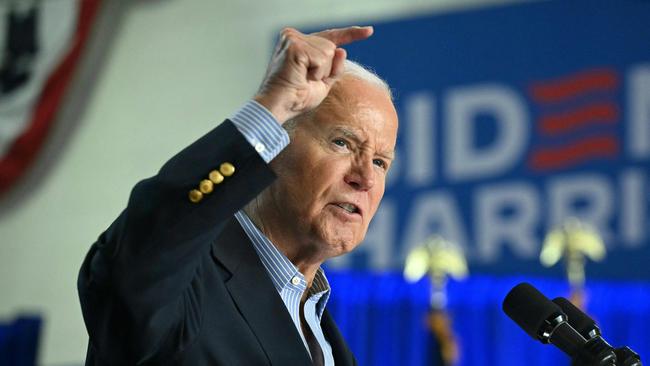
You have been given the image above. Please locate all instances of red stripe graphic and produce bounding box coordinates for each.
[530,68,618,103]
[528,135,619,171]
[0,0,102,196]
[539,102,618,135]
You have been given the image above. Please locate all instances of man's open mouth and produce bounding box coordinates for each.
[334,202,360,214]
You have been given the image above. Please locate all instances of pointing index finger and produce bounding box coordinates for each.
[312,26,374,46]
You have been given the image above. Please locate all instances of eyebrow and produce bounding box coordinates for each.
[333,126,395,160]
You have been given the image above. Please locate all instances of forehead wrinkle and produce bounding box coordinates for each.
[331,125,395,161]
[316,83,348,119]
[318,77,381,124]
[313,78,397,158]
[377,150,395,161]
[333,126,363,141]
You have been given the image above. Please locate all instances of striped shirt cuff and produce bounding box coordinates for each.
[230,100,290,163]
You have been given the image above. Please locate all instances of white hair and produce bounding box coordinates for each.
[342,59,393,100]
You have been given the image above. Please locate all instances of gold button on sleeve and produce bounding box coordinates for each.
[188,189,203,203]
[199,179,214,194]
[209,170,224,184]
[220,162,235,177]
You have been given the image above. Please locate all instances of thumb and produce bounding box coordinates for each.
[324,48,347,86]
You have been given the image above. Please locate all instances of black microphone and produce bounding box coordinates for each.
[503,283,617,366]
[553,297,642,366]
[552,297,601,339]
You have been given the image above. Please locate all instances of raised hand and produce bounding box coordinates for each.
[254,26,373,124]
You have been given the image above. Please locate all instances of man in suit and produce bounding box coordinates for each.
[78,25,398,365]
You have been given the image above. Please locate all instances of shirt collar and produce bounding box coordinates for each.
[309,267,331,319]
[234,211,331,310]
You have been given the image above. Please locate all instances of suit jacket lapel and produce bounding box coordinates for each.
[211,217,312,366]
[322,309,357,366]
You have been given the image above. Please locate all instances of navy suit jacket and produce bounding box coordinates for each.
[78,121,357,365]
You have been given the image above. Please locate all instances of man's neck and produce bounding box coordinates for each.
[244,206,325,288]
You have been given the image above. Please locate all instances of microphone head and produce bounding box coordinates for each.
[552,297,601,338]
[503,282,565,340]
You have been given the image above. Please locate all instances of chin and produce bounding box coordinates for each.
[312,218,367,257]
[322,232,366,257]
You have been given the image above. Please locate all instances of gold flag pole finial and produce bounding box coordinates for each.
[404,235,468,365]
[540,217,606,308]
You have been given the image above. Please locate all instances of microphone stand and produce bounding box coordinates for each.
[614,347,642,366]
[552,297,643,366]
[504,283,644,366]
[570,336,617,366]
[536,315,616,366]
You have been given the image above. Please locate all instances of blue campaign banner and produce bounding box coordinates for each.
[323,0,650,279]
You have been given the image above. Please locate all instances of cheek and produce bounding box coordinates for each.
[287,167,338,220]
[307,160,349,197]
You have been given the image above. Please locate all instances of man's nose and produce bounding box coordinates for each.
[344,158,375,191]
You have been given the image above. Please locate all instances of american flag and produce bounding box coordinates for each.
[0,0,104,200]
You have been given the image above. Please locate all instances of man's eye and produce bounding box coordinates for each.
[373,159,387,169]
[332,139,348,148]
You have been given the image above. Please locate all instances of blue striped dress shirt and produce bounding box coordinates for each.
[230,101,335,365]
[230,100,290,163]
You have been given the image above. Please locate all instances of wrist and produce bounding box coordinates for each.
[253,94,291,125]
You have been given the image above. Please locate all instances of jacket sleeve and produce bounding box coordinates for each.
[78,120,276,364]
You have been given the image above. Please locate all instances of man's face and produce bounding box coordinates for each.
[266,77,398,259]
